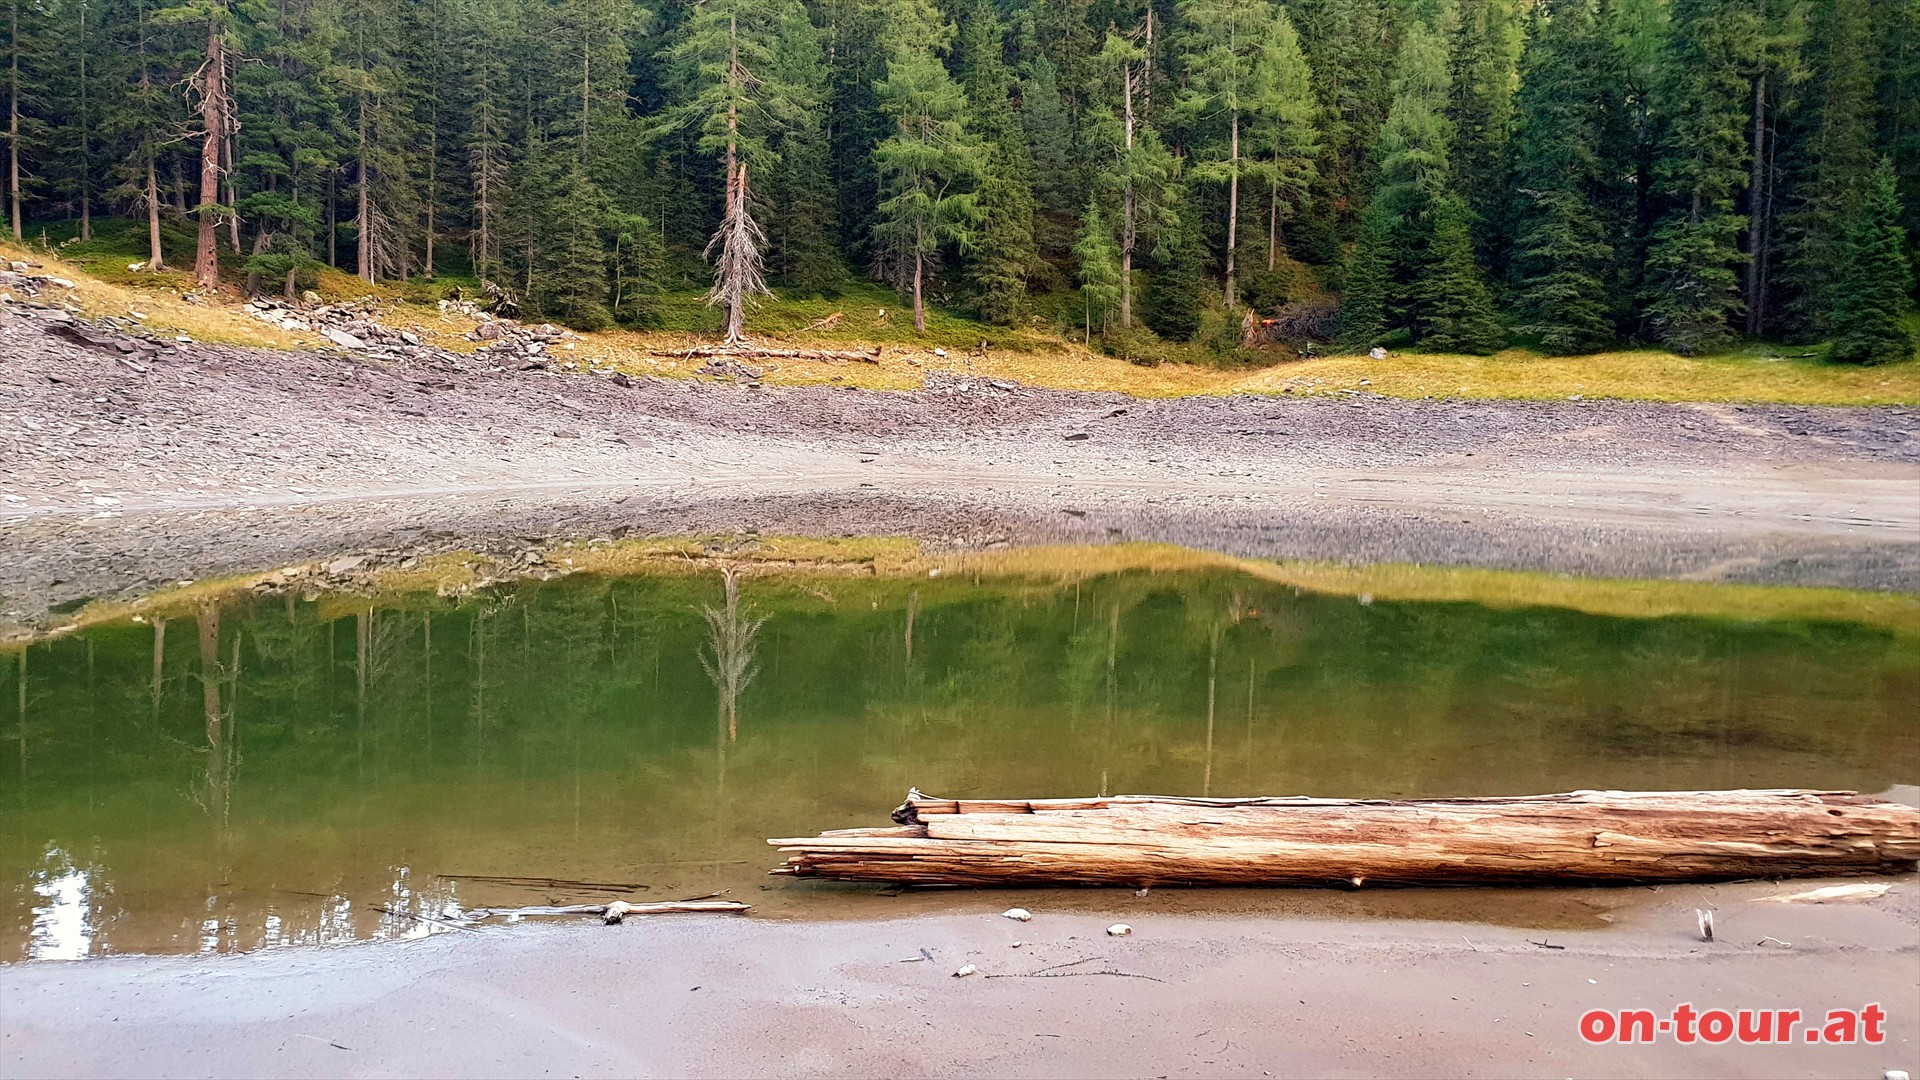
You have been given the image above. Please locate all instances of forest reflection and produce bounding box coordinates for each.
[3,563,1916,957]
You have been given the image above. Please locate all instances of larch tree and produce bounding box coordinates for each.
[1074,195,1121,339]
[1244,6,1318,274]
[1091,26,1175,328]
[1177,0,1273,309]
[870,0,982,334]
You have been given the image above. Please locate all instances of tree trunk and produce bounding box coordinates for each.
[223,44,239,256]
[77,0,89,242]
[1120,57,1135,328]
[1745,73,1767,335]
[9,0,21,241]
[145,154,164,269]
[772,790,1920,887]
[193,21,225,289]
[912,250,926,335]
[1224,112,1239,309]
[356,101,371,282]
[1268,181,1278,271]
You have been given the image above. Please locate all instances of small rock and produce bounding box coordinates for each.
[1064,432,1091,441]
[952,964,976,978]
[322,327,368,350]
[1001,908,1033,922]
[1106,923,1133,937]
[325,556,367,575]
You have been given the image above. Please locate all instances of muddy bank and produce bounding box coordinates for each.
[3,877,1915,1079]
[3,315,1919,628]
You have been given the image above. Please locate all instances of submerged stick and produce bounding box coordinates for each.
[462,899,750,925]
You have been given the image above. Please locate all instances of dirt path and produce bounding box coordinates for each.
[3,313,1918,626]
[4,878,1916,1079]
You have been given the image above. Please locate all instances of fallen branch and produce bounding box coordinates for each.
[799,312,844,332]
[461,899,751,924]
[658,344,881,364]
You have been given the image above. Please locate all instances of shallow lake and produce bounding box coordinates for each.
[5,555,1917,958]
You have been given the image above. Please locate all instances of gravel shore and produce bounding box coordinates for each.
[3,310,1917,627]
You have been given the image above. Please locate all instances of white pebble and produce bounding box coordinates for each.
[952,964,976,978]
[1001,907,1032,922]
[1106,923,1133,937]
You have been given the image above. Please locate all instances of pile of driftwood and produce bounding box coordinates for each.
[770,789,1920,887]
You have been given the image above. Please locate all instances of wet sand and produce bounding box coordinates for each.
[4,876,1915,1079]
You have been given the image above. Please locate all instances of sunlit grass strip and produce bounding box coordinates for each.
[943,542,1920,635]
[7,536,1914,653]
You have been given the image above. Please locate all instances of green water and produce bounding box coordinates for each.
[3,563,1916,958]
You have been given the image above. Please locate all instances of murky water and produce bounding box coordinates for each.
[4,560,1917,958]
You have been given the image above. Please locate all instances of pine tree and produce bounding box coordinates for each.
[1020,54,1078,274]
[1641,0,1761,354]
[1507,0,1627,353]
[1419,195,1504,352]
[1828,158,1915,363]
[1074,196,1121,339]
[870,1,983,334]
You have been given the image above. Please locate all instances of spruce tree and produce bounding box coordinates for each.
[1828,158,1916,363]
[1641,0,1759,354]
[955,0,1036,324]
[1419,195,1504,352]
[1338,206,1390,349]
[1779,0,1881,335]
[1507,0,1627,353]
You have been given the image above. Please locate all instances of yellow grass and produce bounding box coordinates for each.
[8,538,1913,652]
[8,240,1912,403]
[575,333,1918,405]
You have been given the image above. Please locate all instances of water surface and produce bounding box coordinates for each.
[4,561,1916,958]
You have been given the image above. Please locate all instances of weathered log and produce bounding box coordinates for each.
[658,344,881,363]
[769,789,1920,887]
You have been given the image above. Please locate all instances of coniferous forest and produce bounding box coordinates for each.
[3,0,1916,361]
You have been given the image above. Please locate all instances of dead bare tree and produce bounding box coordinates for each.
[703,13,771,345]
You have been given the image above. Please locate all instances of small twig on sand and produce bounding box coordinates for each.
[986,957,1163,983]
[1527,938,1566,950]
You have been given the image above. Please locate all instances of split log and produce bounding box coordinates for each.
[657,344,881,363]
[769,789,1920,887]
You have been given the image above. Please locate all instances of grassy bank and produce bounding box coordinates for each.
[7,235,1916,405]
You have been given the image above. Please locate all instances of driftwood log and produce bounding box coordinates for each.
[769,789,1920,887]
[658,344,881,363]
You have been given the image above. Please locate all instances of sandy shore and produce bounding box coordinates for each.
[3,876,1915,1079]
